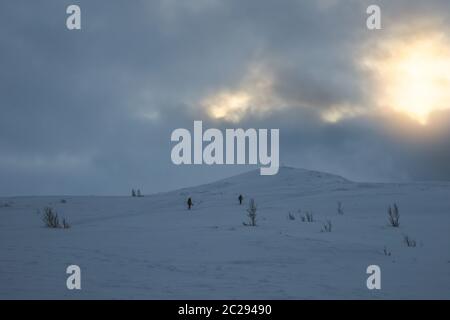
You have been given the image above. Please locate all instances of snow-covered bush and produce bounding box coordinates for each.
[243,199,257,226]
[388,204,400,227]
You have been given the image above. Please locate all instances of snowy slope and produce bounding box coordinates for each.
[1,167,449,299]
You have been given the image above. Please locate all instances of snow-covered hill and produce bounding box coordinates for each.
[1,167,449,299]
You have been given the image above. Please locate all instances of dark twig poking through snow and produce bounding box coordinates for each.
[388,203,400,227]
[243,199,257,227]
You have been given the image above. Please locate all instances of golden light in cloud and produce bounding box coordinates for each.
[321,104,364,123]
[363,32,450,125]
[201,64,283,122]
[203,91,252,123]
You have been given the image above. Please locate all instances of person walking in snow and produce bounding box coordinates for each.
[238,194,243,205]
[187,197,193,210]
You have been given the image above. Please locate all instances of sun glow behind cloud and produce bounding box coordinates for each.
[363,32,450,125]
[201,64,284,123]
[201,30,450,127]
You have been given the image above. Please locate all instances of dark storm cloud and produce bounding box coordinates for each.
[1,0,450,196]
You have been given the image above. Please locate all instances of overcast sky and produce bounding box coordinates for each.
[1,0,450,196]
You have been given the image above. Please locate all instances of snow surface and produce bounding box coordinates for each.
[1,167,449,299]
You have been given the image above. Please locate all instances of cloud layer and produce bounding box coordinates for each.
[1,0,450,195]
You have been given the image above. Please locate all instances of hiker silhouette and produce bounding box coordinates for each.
[187,197,193,210]
[238,194,243,205]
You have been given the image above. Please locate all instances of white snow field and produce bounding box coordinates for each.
[1,167,449,299]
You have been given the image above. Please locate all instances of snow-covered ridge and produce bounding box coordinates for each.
[172,166,352,198]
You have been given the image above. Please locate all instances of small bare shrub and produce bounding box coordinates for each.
[62,218,70,229]
[42,207,70,229]
[301,211,314,222]
[388,203,400,227]
[321,220,332,232]
[60,199,67,204]
[287,212,296,220]
[43,207,60,228]
[404,235,417,247]
[337,201,344,215]
[383,246,391,256]
[243,199,257,227]
[1,201,12,208]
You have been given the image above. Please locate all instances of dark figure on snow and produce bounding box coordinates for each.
[187,197,193,210]
[238,194,243,205]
